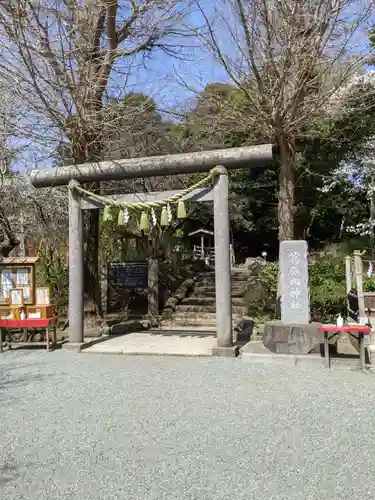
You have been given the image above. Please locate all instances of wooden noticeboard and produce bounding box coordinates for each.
[0,257,38,305]
[107,261,148,289]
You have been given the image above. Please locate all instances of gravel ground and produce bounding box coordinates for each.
[1,351,375,500]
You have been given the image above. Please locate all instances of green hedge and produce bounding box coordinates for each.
[244,255,347,323]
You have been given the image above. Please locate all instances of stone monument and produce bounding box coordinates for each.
[263,240,322,355]
[280,240,310,324]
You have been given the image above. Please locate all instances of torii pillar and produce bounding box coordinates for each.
[68,180,84,344]
[212,166,238,357]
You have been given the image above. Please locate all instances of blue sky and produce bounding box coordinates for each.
[9,0,375,171]
[13,2,229,171]
[107,2,230,114]
[124,0,375,115]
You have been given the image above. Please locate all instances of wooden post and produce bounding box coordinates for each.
[148,257,159,320]
[19,209,26,257]
[324,331,330,369]
[345,255,352,314]
[101,263,108,317]
[354,250,366,324]
[345,256,352,294]
[359,333,366,370]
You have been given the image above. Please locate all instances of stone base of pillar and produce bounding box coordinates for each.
[212,345,239,358]
[62,339,102,352]
[62,342,86,352]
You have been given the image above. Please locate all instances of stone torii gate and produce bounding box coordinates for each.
[30,144,273,356]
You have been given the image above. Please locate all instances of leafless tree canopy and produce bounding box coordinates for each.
[0,0,189,163]
[0,1,190,312]
[0,175,68,254]
[195,0,372,129]
[0,0,374,263]
[193,0,374,239]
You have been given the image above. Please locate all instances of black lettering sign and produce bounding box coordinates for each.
[108,261,148,289]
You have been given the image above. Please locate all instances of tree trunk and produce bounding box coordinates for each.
[148,257,159,320]
[370,175,375,258]
[0,207,20,257]
[84,205,102,316]
[276,134,296,318]
[147,228,162,323]
[277,134,295,241]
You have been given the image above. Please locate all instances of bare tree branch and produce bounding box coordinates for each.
[190,0,374,240]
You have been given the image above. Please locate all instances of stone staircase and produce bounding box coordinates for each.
[162,269,250,331]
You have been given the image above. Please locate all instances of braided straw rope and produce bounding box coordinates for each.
[70,168,220,211]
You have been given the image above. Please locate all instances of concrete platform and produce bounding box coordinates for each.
[82,332,218,357]
[156,326,216,334]
[241,341,370,371]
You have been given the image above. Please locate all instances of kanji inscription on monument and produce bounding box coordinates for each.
[280,240,310,324]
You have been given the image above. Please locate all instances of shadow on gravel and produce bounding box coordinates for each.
[0,459,43,487]
[0,363,49,407]
[0,362,50,488]
[0,462,23,486]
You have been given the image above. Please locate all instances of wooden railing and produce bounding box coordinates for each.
[345,250,374,323]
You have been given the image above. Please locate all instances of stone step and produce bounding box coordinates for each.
[199,270,250,277]
[193,285,246,294]
[195,282,248,288]
[169,318,217,328]
[156,326,216,334]
[197,277,249,286]
[169,323,217,330]
[182,297,246,306]
[173,312,217,321]
[176,305,246,314]
[190,290,245,298]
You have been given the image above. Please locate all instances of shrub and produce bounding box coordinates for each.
[243,262,278,324]
[309,255,346,321]
[364,276,375,292]
[36,245,68,315]
[244,254,347,323]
